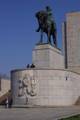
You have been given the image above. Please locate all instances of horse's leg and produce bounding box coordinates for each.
[36,27,40,32]
[40,29,43,43]
[47,27,51,44]
[48,34,51,44]
[36,24,40,32]
[51,22,57,47]
[52,31,57,47]
[36,19,41,32]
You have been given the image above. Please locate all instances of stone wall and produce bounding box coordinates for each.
[11,68,80,106]
[62,12,80,73]
[0,78,10,97]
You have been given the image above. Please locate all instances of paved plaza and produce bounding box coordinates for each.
[0,106,80,120]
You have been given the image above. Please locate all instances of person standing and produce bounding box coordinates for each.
[5,97,9,108]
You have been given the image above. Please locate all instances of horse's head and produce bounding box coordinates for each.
[35,11,40,19]
[35,10,47,24]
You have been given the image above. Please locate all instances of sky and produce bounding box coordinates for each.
[0,0,80,76]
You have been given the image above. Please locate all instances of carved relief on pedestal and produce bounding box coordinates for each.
[18,73,37,99]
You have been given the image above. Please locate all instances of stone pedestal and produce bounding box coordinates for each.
[32,44,64,69]
[11,43,80,106]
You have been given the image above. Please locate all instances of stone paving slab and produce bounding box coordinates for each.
[0,106,80,120]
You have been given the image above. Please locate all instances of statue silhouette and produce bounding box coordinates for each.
[35,6,57,47]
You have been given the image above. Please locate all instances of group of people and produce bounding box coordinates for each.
[26,63,35,68]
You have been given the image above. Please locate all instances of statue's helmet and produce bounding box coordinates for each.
[46,6,51,11]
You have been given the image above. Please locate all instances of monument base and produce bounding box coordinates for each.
[11,44,80,106]
[32,44,64,69]
[11,68,80,106]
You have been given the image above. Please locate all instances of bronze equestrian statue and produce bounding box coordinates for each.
[35,6,57,47]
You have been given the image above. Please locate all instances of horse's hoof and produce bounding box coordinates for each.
[36,29,39,32]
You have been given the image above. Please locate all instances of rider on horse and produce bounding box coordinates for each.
[46,6,53,26]
[35,6,57,47]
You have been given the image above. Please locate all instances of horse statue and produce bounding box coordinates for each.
[35,6,57,47]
